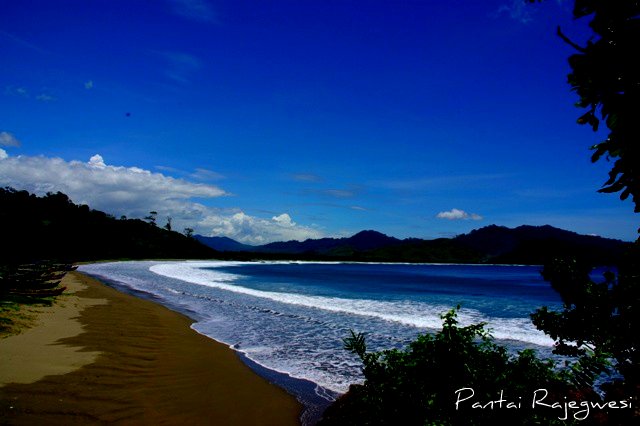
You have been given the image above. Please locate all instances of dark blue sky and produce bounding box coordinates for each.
[1,0,635,243]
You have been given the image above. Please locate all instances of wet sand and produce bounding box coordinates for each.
[0,272,302,425]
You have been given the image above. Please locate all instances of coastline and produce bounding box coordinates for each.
[79,260,559,399]
[0,271,303,425]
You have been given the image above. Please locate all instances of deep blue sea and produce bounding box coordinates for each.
[78,260,573,421]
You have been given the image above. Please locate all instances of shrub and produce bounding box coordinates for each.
[320,308,579,425]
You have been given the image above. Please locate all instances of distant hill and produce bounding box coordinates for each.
[454,224,627,265]
[1,187,217,264]
[194,235,256,252]
[197,225,629,265]
[196,230,402,254]
[257,230,402,255]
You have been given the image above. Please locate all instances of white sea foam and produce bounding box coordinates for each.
[149,261,555,347]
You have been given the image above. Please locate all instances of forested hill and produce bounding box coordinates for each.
[0,187,217,264]
[454,224,627,265]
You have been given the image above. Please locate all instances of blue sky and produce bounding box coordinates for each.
[0,0,636,243]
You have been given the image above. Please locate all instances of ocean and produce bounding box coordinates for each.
[78,260,568,422]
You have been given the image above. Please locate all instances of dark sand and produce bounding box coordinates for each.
[0,272,302,425]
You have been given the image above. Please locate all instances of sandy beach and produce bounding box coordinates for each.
[0,271,302,425]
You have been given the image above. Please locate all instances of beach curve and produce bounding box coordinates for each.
[0,271,302,425]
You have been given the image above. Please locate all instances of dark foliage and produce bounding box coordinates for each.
[0,261,76,310]
[0,187,217,265]
[320,309,581,426]
[529,0,640,214]
[525,1,639,420]
[531,244,639,421]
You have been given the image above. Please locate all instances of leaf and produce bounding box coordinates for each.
[343,329,367,359]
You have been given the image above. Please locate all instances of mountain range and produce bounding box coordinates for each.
[196,225,629,265]
[2,186,628,266]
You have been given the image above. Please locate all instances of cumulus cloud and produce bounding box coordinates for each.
[0,153,224,211]
[0,131,21,147]
[200,212,322,245]
[272,213,295,227]
[436,208,483,221]
[0,152,322,243]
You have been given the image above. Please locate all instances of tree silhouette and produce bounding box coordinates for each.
[527,2,639,418]
[529,0,640,216]
[144,211,158,226]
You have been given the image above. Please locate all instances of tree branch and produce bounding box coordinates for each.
[557,26,587,52]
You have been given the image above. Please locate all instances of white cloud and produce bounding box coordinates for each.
[0,131,21,147]
[88,154,107,168]
[200,212,323,245]
[0,153,225,210]
[272,213,295,227]
[0,152,323,244]
[436,208,483,221]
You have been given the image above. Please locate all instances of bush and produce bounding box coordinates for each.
[319,308,580,425]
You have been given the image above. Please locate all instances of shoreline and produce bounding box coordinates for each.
[80,259,560,398]
[82,266,338,424]
[0,271,303,425]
